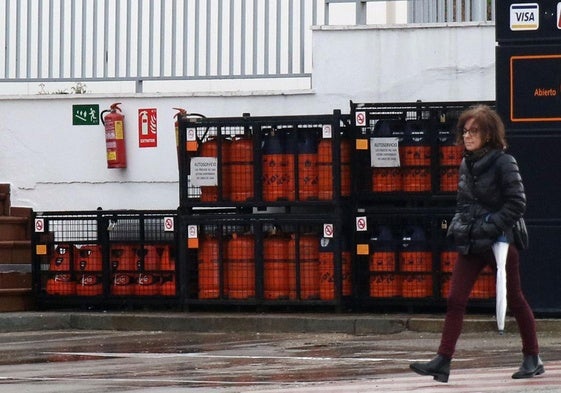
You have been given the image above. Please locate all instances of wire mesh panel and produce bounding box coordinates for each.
[350,101,495,200]
[177,111,351,209]
[32,210,179,308]
[180,212,351,307]
[354,209,495,308]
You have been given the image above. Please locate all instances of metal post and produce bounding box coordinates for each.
[356,0,366,25]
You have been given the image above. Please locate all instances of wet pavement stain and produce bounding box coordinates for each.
[0,330,560,392]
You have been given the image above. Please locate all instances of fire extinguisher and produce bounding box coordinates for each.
[173,107,207,168]
[101,102,127,168]
[173,108,187,171]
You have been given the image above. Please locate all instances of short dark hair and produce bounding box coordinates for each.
[455,104,507,150]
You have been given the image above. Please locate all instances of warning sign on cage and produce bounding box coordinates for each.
[370,137,400,167]
[355,111,366,126]
[34,218,45,232]
[356,216,367,232]
[164,217,174,232]
[323,223,334,238]
[190,157,218,186]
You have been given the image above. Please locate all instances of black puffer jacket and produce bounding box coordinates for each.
[447,148,526,255]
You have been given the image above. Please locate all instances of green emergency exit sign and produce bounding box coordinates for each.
[72,104,100,125]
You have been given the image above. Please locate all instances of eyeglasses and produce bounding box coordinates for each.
[462,127,480,137]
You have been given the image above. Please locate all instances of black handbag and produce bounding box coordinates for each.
[513,217,529,250]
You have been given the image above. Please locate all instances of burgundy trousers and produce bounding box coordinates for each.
[438,245,539,359]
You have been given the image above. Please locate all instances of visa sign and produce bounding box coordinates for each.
[510,3,539,31]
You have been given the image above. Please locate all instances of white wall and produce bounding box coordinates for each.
[0,24,496,212]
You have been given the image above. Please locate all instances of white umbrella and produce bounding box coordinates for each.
[492,234,509,334]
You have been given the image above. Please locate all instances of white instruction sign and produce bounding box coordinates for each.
[370,137,400,168]
[190,157,218,186]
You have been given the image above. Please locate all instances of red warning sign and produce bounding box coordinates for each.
[138,108,157,148]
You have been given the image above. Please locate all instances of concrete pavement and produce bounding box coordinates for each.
[1,312,561,392]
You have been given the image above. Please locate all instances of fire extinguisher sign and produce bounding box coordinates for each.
[138,108,157,148]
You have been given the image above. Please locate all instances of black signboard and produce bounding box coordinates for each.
[496,44,561,130]
[496,1,561,44]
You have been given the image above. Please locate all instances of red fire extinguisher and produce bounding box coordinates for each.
[101,102,127,168]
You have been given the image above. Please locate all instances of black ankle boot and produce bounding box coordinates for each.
[512,354,545,379]
[409,354,451,383]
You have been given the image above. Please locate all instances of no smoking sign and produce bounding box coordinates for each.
[323,223,334,238]
[356,216,367,231]
[164,217,174,232]
[34,218,45,232]
[355,111,366,126]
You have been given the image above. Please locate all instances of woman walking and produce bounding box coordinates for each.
[409,104,544,383]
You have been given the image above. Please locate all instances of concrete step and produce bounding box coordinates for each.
[0,186,33,311]
[0,216,30,241]
[0,256,33,313]
[0,184,9,216]
[0,288,34,312]
[0,240,32,264]
[0,267,32,288]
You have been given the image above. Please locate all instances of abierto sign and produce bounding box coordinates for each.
[509,53,561,122]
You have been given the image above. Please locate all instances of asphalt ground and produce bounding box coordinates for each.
[0,312,561,392]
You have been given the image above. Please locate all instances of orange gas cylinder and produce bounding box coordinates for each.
[135,245,161,271]
[438,124,463,166]
[317,137,352,200]
[399,226,432,272]
[74,245,103,272]
[49,244,73,271]
[160,274,177,296]
[220,138,232,200]
[46,273,76,295]
[400,250,432,272]
[440,145,463,166]
[441,274,451,298]
[469,274,496,299]
[134,273,160,295]
[401,274,433,298]
[438,124,462,193]
[159,245,177,296]
[134,246,161,296]
[372,168,403,192]
[263,235,290,300]
[297,131,319,200]
[262,129,294,201]
[440,250,458,273]
[159,245,175,271]
[289,234,320,300]
[225,233,255,299]
[318,237,352,300]
[198,236,221,299]
[75,273,103,296]
[370,251,396,272]
[402,167,431,192]
[402,121,431,166]
[283,129,297,201]
[369,225,396,272]
[439,167,459,192]
[370,274,401,298]
[225,135,254,201]
[110,244,136,296]
[74,245,103,296]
